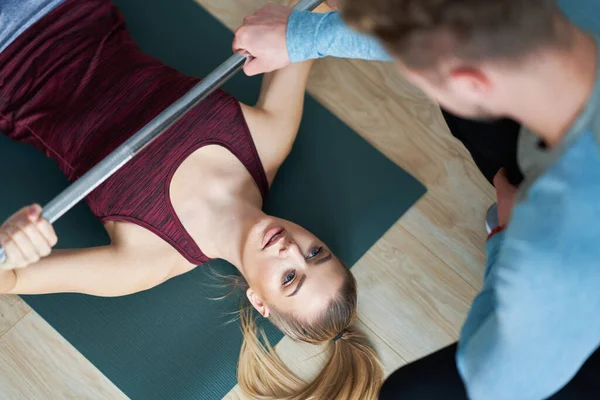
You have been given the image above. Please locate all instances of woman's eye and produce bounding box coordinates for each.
[307,246,323,259]
[282,271,296,286]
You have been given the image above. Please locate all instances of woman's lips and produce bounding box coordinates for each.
[262,227,285,249]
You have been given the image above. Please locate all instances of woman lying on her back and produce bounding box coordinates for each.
[0,0,381,398]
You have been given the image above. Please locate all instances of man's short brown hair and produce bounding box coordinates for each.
[342,0,562,69]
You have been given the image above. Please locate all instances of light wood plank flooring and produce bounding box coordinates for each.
[0,1,494,398]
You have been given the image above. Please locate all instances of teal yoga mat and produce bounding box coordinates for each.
[0,1,426,399]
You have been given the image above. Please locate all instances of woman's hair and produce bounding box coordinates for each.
[236,268,383,400]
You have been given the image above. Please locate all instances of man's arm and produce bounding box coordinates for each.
[458,171,600,399]
[234,4,392,76]
[458,230,600,399]
[287,10,392,63]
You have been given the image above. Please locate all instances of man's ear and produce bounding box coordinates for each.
[246,288,270,318]
[448,66,492,102]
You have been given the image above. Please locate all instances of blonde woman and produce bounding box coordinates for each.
[0,0,382,398]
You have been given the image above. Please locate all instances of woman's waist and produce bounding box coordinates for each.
[0,0,179,116]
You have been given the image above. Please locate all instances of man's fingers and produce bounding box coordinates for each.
[326,0,339,10]
[493,168,508,187]
[494,168,517,196]
[243,59,269,76]
[233,27,246,52]
[257,3,278,15]
[242,15,258,25]
[233,26,258,55]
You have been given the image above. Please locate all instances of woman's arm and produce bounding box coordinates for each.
[2,244,182,297]
[241,60,313,184]
[0,205,190,297]
[241,2,339,182]
[240,1,332,184]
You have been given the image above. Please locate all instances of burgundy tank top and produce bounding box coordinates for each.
[0,0,269,265]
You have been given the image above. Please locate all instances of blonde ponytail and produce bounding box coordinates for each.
[237,270,383,399]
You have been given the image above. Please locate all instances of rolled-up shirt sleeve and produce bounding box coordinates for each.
[286,11,393,63]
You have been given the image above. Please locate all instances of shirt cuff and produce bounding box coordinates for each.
[287,10,324,63]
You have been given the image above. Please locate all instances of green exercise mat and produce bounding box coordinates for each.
[0,1,426,399]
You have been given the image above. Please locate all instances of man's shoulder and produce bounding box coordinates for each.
[559,0,600,34]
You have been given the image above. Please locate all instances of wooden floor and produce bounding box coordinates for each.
[0,0,495,398]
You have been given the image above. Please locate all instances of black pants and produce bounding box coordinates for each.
[441,111,524,186]
[379,344,600,399]
[379,112,600,399]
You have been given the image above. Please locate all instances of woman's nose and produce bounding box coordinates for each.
[281,240,305,263]
[279,237,293,253]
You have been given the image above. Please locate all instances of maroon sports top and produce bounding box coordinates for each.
[0,0,269,264]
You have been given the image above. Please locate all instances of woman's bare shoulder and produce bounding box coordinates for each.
[105,220,197,275]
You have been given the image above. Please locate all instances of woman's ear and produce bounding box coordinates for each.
[246,288,271,318]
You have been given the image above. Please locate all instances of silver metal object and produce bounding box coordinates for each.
[0,0,324,266]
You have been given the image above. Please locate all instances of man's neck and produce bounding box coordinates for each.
[505,27,598,146]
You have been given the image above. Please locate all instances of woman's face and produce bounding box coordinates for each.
[241,217,346,323]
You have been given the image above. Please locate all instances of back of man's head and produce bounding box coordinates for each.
[343,0,564,69]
